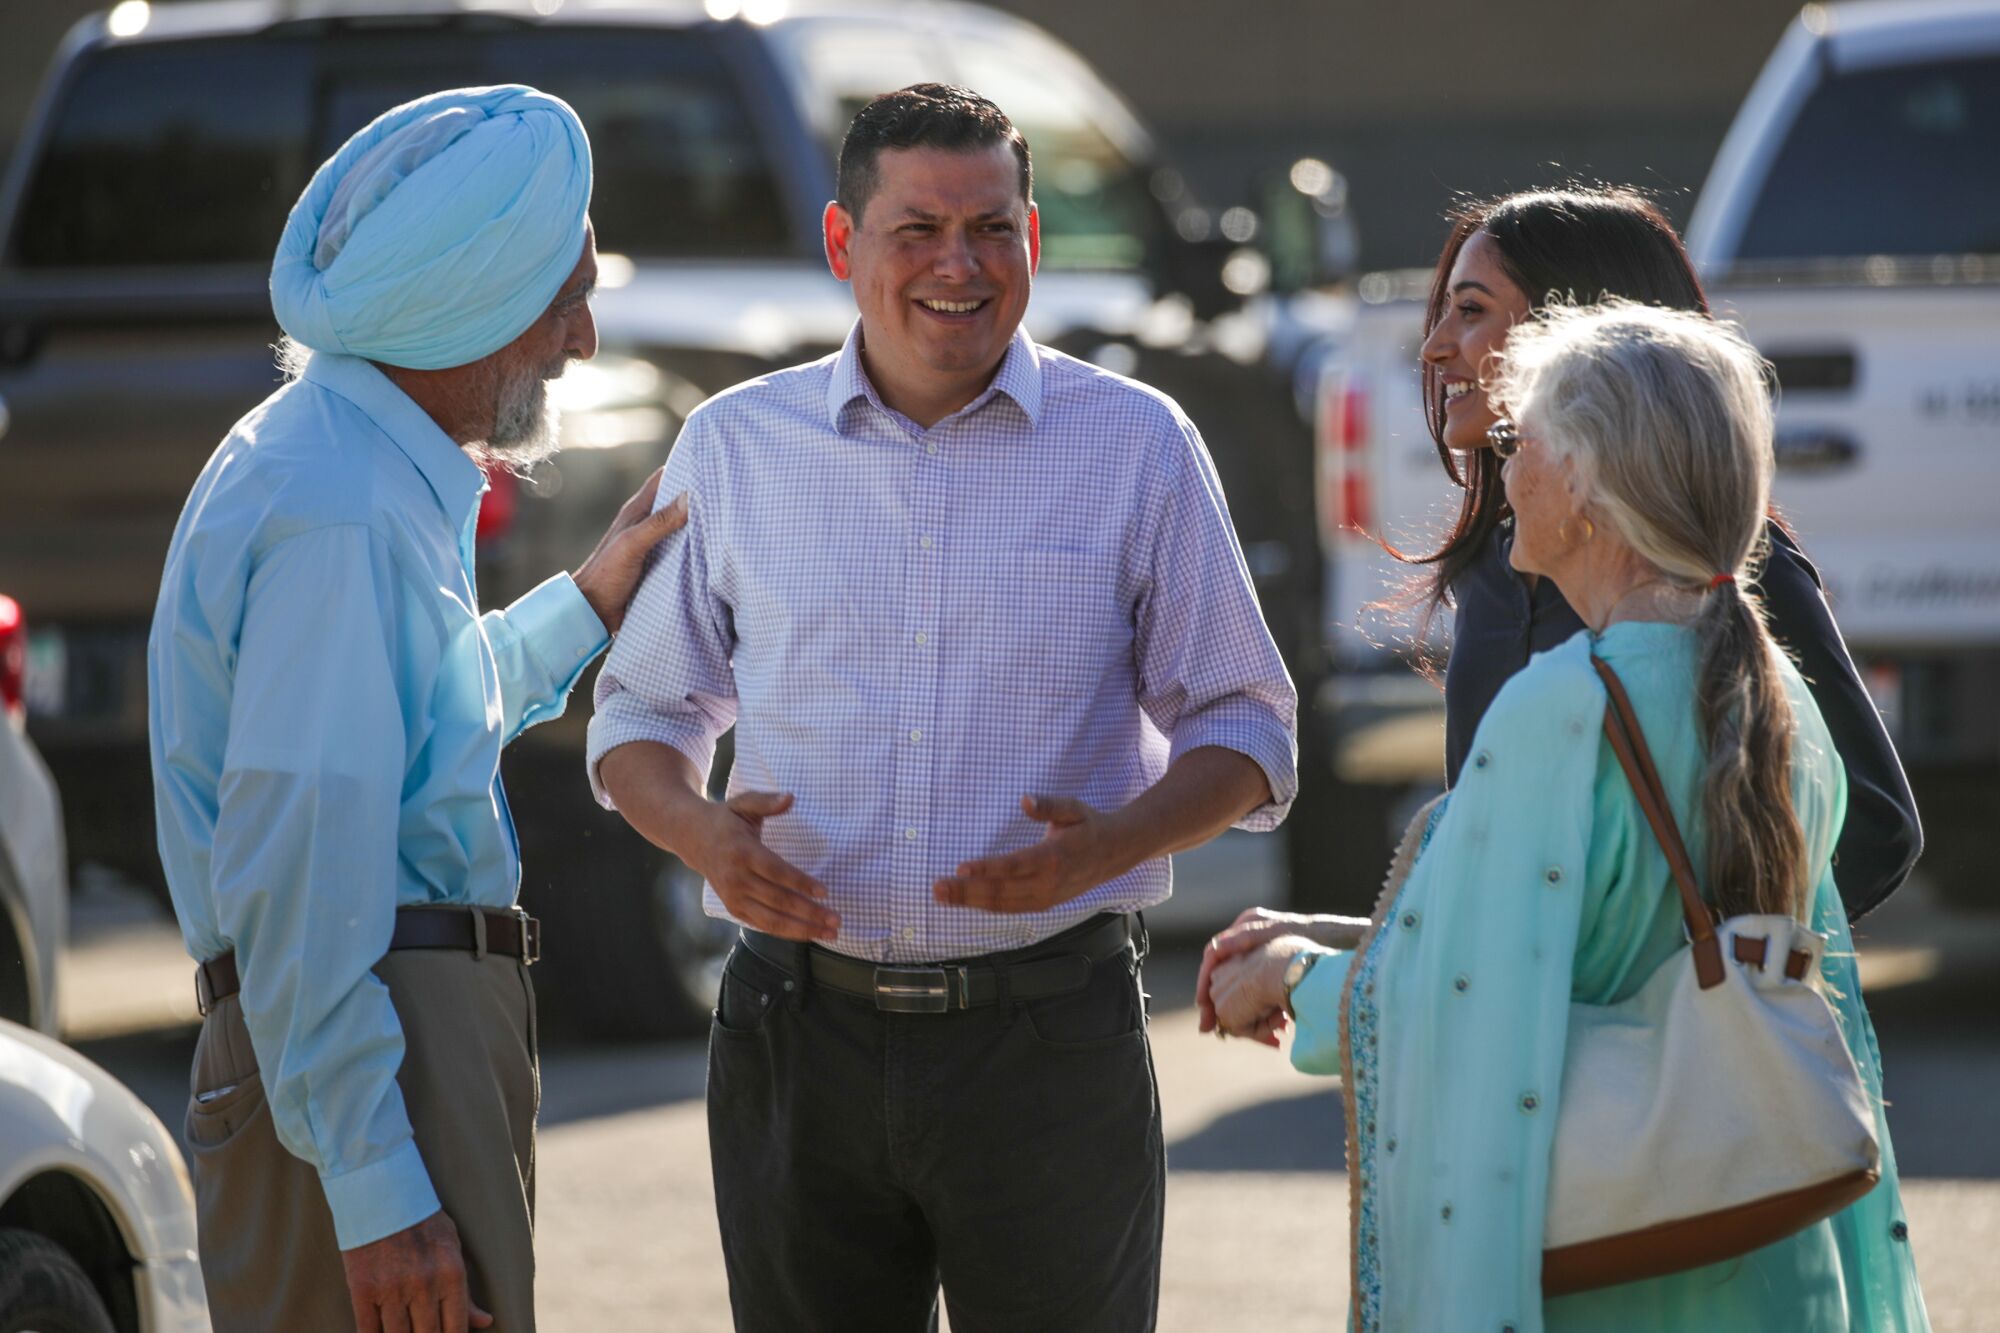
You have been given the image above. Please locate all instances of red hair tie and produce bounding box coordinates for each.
[1710,572,1736,588]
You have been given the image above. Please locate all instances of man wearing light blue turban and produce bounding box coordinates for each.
[150,85,688,1333]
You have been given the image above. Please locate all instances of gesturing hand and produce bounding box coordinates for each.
[687,791,840,942]
[931,795,1126,915]
[572,466,690,635]
[341,1209,492,1333]
[1196,908,1367,1035]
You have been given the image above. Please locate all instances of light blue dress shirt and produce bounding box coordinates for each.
[149,351,607,1249]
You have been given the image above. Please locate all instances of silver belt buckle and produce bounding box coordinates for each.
[873,966,949,1013]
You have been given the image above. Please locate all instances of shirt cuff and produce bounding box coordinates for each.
[1168,698,1299,831]
[1287,948,1352,1076]
[585,710,716,809]
[512,572,611,690]
[319,1138,442,1251]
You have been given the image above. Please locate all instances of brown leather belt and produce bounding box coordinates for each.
[741,913,1134,1014]
[195,906,540,1017]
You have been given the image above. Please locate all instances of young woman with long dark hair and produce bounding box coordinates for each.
[1415,187,1919,921]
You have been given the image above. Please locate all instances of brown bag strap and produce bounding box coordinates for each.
[1591,655,1727,990]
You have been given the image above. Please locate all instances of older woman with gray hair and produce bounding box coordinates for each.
[1205,303,1929,1330]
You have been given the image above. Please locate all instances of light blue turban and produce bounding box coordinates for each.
[271,85,592,371]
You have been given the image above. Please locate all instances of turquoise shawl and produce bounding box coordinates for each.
[1289,630,1929,1331]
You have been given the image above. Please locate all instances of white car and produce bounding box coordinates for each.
[0,1017,208,1331]
[0,634,64,1040]
[0,396,209,1330]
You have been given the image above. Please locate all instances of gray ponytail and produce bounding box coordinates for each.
[1493,301,1807,917]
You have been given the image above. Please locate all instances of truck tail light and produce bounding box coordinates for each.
[1315,372,1373,544]
[476,465,519,546]
[0,595,25,719]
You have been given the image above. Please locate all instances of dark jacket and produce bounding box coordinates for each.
[1443,517,1922,920]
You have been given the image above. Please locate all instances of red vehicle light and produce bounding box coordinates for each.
[0,594,24,718]
[476,466,519,545]
[1315,376,1372,541]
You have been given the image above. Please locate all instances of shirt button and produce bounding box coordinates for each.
[926,442,938,455]
[915,631,929,646]
[902,926,917,941]
[905,827,918,841]
[909,729,923,743]
[919,534,933,550]
[575,646,589,660]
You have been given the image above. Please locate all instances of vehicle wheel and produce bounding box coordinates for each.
[1289,770,1447,919]
[0,1230,117,1333]
[1285,776,1401,918]
[535,842,737,1040]
[1909,766,1998,914]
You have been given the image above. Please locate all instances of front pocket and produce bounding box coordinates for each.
[980,550,1129,696]
[712,947,780,1036]
[1022,956,1146,1050]
[184,1070,270,1151]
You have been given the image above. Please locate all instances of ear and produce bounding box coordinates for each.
[1027,204,1041,275]
[824,201,854,282]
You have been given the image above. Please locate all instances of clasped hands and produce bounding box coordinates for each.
[1196,908,1369,1047]
[686,789,1127,941]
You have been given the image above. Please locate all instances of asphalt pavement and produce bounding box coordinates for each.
[61,836,2000,1331]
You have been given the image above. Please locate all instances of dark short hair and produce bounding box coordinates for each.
[835,83,1032,222]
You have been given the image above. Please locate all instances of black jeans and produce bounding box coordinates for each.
[706,920,1165,1333]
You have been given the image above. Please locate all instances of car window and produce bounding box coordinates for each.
[319,30,793,261]
[11,39,316,268]
[1736,53,2000,261]
[776,17,1157,272]
[775,20,949,139]
[11,26,792,269]
[945,40,1156,271]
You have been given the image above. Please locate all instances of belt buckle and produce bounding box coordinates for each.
[873,966,949,1013]
[518,910,541,966]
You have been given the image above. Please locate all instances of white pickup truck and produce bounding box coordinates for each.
[1306,0,2000,909]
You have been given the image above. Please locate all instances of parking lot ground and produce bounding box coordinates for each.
[62,843,2000,1331]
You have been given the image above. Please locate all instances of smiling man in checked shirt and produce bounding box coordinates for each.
[591,84,1296,1332]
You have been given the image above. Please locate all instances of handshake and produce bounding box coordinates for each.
[1194,908,1370,1046]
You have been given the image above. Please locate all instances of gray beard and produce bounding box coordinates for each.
[275,335,565,475]
[476,366,563,475]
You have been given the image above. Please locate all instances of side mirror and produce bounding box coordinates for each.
[1256,158,1358,293]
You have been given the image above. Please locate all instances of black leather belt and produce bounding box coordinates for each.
[741,913,1133,1014]
[195,905,540,1017]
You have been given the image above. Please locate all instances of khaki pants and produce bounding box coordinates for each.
[185,947,540,1332]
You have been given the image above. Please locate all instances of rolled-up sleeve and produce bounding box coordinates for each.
[1132,415,1299,829]
[212,525,438,1250]
[587,427,738,805]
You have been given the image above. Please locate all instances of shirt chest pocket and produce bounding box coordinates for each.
[980,549,1130,697]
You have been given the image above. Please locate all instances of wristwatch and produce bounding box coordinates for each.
[1281,949,1324,1019]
